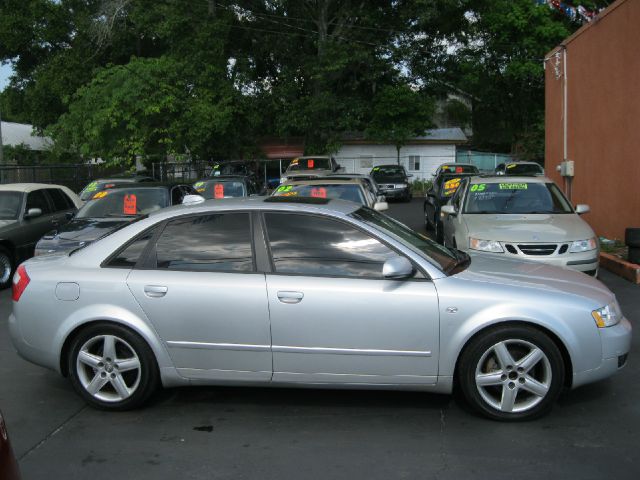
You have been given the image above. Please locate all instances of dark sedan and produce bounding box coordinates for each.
[370,165,412,202]
[35,183,195,256]
[424,172,477,243]
[78,175,154,202]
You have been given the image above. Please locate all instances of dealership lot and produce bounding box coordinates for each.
[1,199,638,480]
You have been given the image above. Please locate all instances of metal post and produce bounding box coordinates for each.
[0,107,3,165]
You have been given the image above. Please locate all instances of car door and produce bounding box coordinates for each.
[126,212,272,382]
[18,189,58,255]
[262,212,440,385]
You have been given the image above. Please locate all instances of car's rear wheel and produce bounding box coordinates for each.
[68,323,159,410]
[458,325,564,421]
[0,247,14,290]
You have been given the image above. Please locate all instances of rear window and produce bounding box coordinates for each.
[273,184,365,204]
[504,163,543,175]
[440,164,478,174]
[77,188,169,218]
[287,157,331,171]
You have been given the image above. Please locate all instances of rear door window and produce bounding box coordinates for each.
[105,226,160,268]
[25,190,53,215]
[154,213,254,272]
[46,188,74,211]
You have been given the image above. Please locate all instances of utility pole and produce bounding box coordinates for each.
[0,106,3,164]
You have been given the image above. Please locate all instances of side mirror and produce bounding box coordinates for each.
[24,208,42,219]
[374,201,389,212]
[441,205,456,216]
[182,194,205,205]
[382,256,414,280]
[575,204,590,214]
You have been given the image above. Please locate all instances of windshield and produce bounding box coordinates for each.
[504,163,543,175]
[273,183,365,204]
[77,188,168,218]
[287,157,331,171]
[194,180,246,198]
[464,182,573,214]
[440,164,478,174]
[350,207,458,272]
[0,191,23,220]
[371,166,405,178]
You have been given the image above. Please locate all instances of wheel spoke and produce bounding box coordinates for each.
[110,374,131,399]
[86,373,109,395]
[521,375,550,398]
[476,372,504,387]
[103,335,117,360]
[500,385,518,412]
[493,342,515,370]
[78,351,102,369]
[116,357,140,373]
[517,348,545,373]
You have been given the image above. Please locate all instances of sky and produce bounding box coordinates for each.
[0,63,13,91]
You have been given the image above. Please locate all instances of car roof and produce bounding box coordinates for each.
[148,196,360,219]
[470,175,551,184]
[197,176,247,182]
[0,183,70,193]
[96,182,186,190]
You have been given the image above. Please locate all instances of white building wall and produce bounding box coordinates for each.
[335,144,457,181]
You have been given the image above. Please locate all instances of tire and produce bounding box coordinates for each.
[457,324,565,421]
[625,228,640,248]
[435,219,444,244]
[67,323,159,411]
[0,246,15,290]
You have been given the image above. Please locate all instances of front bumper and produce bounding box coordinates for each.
[572,317,632,388]
[379,187,410,199]
[469,246,600,274]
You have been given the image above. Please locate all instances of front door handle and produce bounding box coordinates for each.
[144,285,168,298]
[277,291,304,304]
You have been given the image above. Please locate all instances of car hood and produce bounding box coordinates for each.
[462,213,595,243]
[57,218,134,242]
[456,254,612,306]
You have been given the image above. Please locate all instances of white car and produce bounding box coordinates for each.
[441,176,599,275]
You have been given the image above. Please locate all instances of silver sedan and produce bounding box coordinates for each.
[9,197,631,421]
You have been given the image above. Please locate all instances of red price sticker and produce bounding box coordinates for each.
[308,159,315,169]
[455,166,463,173]
[123,194,137,214]
[214,183,225,199]
[310,187,327,198]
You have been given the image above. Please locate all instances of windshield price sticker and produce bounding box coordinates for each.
[84,181,98,192]
[443,177,461,196]
[470,184,486,192]
[276,185,293,193]
[194,181,204,188]
[499,183,528,190]
[214,184,225,199]
[310,187,327,198]
[123,194,137,215]
[92,191,109,199]
[307,159,315,169]
[506,164,517,169]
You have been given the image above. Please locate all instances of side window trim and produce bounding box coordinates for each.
[101,223,164,269]
[260,211,428,280]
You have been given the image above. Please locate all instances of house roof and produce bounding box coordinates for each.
[341,128,468,145]
[0,121,52,151]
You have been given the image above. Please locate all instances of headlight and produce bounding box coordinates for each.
[592,301,622,328]
[395,183,407,189]
[469,238,504,253]
[569,238,597,253]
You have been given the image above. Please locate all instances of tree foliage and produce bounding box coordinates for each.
[0,0,603,163]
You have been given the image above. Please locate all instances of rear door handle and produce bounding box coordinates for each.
[277,291,304,304]
[144,285,168,298]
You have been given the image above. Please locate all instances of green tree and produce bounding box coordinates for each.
[365,84,435,164]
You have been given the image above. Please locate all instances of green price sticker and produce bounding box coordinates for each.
[276,185,293,193]
[499,183,528,190]
[470,183,486,192]
[84,181,98,192]
[194,181,204,188]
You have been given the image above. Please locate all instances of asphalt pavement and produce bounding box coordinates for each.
[0,198,638,479]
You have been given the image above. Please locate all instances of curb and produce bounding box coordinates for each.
[599,252,640,284]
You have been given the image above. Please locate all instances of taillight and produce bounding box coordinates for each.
[12,265,30,302]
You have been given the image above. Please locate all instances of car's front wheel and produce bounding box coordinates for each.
[458,325,565,421]
[68,323,159,410]
[0,246,14,290]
